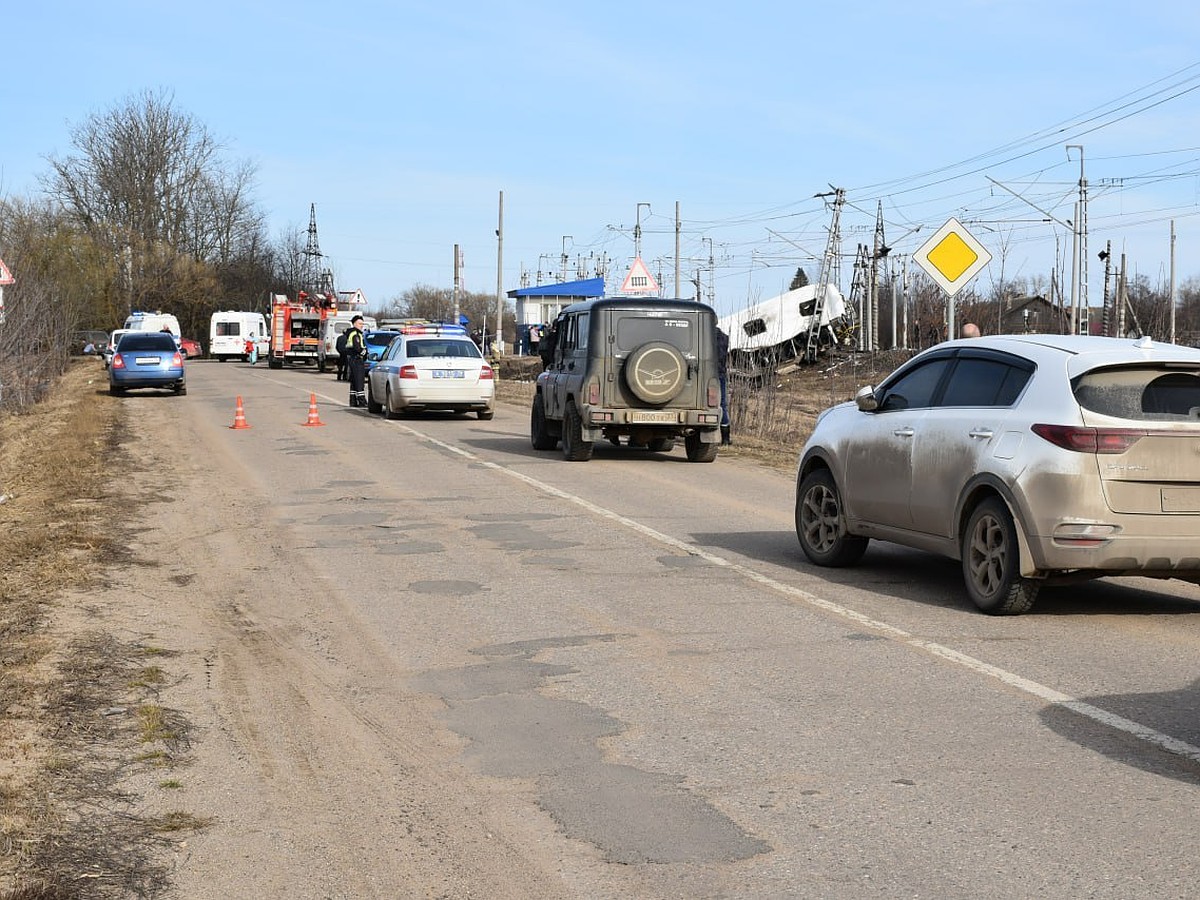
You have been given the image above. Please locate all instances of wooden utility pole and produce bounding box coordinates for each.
[495,191,504,355]
[453,243,461,322]
[1170,219,1177,344]
[675,201,681,299]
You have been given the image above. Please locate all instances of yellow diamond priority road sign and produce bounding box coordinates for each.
[912,217,991,297]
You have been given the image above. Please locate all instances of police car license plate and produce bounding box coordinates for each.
[432,370,464,379]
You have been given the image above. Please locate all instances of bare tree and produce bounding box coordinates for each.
[42,89,261,320]
[0,198,119,408]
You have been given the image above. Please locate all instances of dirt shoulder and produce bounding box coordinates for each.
[1,360,201,898]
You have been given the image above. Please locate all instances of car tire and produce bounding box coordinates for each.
[384,386,401,420]
[176,383,187,396]
[531,396,557,450]
[477,408,494,421]
[684,431,719,463]
[961,497,1040,615]
[268,358,282,369]
[625,342,687,404]
[366,383,382,414]
[561,400,593,461]
[318,358,327,373]
[109,385,124,396]
[795,468,869,567]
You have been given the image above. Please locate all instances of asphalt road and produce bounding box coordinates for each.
[119,358,1200,899]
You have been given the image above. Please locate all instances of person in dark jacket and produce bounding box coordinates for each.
[344,316,367,407]
[335,329,349,381]
[716,326,731,445]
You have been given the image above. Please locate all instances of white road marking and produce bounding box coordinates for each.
[409,426,1200,768]
[238,375,1200,767]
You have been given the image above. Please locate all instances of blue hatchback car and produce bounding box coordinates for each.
[364,330,400,374]
[109,331,186,395]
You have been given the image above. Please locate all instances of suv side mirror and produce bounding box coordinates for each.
[855,385,879,412]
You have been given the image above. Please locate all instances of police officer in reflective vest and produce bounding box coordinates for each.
[344,315,367,407]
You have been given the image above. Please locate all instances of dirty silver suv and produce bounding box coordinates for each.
[530,297,723,462]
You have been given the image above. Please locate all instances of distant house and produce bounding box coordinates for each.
[1002,295,1068,334]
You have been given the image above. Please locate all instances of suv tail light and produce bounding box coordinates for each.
[1031,424,1146,454]
[587,380,600,405]
[708,379,720,407]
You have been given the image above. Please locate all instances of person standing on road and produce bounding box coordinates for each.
[710,328,729,448]
[345,315,368,407]
[335,328,349,381]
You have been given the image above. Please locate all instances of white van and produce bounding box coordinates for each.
[210,311,269,362]
[124,311,182,349]
[318,312,376,373]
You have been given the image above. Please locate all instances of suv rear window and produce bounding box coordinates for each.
[614,316,694,353]
[117,333,176,352]
[1074,366,1200,421]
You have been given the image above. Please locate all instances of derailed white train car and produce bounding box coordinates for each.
[718,283,848,377]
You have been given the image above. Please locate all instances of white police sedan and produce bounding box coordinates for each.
[366,323,495,420]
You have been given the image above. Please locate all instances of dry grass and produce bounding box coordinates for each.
[0,360,202,900]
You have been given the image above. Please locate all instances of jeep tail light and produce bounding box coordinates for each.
[588,380,600,405]
[399,365,418,379]
[111,354,125,370]
[708,379,720,407]
[1031,424,1145,454]
[479,365,494,380]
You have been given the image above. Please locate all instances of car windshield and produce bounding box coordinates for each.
[1074,365,1200,421]
[406,339,481,358]
[118,333,176,352]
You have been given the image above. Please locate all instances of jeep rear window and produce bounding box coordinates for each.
[1073,365,1200,421]
[615,316,693,353]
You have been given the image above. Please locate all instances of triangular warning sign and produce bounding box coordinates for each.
[0,258,13,286]
[619,257,659,294]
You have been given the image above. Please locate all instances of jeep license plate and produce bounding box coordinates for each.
[432,370,464,379]
[628,411,678,424]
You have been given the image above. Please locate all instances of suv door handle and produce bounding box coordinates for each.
[893,427,914,437]
[968,428,994,440]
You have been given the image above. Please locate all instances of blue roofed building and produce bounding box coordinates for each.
[507,277,605,355]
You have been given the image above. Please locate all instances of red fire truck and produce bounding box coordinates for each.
[267,291,337,369]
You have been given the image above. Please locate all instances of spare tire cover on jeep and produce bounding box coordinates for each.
[625,341,687,404]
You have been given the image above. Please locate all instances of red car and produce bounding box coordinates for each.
[180,337,203,359]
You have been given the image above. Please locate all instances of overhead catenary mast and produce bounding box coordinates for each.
[802,187,846,362]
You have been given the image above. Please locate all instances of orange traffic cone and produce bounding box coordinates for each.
[229,395,251,430]
[301,393,325,427]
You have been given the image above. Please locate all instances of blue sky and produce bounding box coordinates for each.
[4,1,1200,319]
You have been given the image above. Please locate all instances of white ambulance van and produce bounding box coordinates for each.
[209,311,269,362]
[124,311,182,349]
[318,312,377,373]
